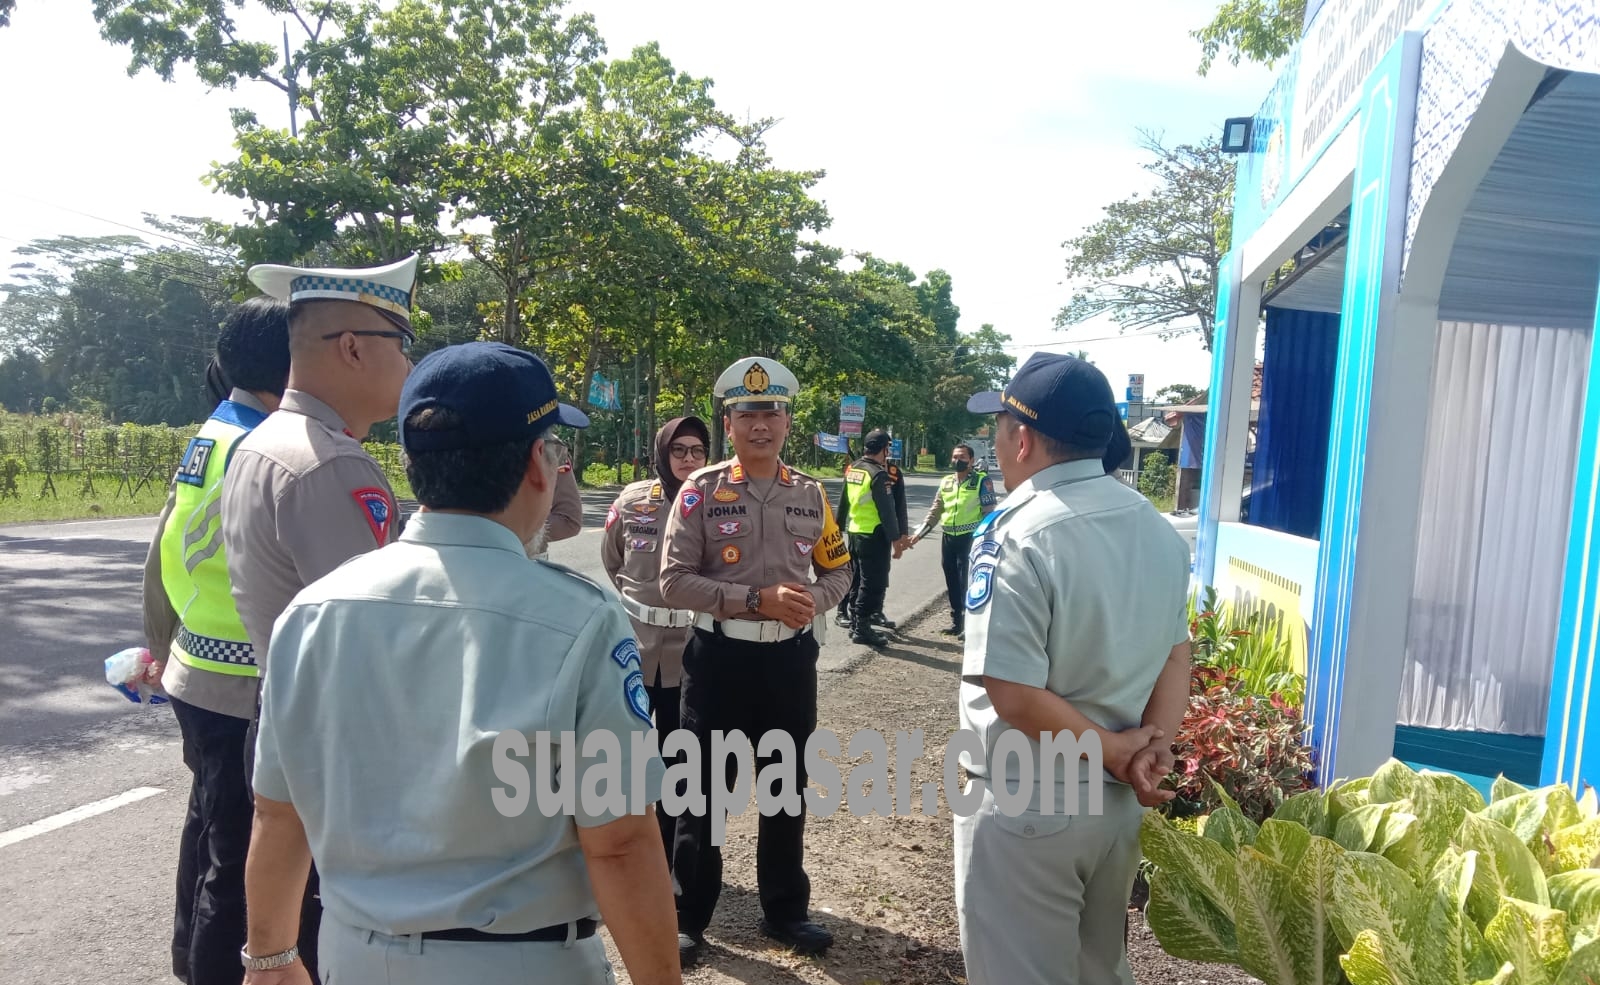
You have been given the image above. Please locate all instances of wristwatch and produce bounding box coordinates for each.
[746,586,762,613]
[241,945,299,971]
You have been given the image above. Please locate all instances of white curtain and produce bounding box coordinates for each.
[1400,320,1592,735]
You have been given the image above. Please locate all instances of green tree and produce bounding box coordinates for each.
[1157,383,1203,404]
[0,231,237,424]
[1056,131,1235,351]
[1193,0,1307,75]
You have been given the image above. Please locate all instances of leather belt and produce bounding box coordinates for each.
[619,593,697,628]
[694,612,820,643]
[420,918,596,943]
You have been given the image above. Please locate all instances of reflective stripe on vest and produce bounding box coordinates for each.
[844,462,882,534]
[159,399,267,678]
[939,471,986,535]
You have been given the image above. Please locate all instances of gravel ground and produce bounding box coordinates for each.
[600,606,1263,985]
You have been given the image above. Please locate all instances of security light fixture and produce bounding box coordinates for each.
[1221,117,1254,154]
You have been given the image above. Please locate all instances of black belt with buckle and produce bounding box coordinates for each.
[420,918,596,942]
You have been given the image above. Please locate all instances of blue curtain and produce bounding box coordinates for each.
[1248,307,1341,539]
[1179,414,1207,469]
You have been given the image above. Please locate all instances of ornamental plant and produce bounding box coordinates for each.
[1140,760,1600,985]
[1166,664,1315,822]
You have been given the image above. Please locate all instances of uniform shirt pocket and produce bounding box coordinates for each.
[782,507,824,551]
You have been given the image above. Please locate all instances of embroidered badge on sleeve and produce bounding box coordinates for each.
[680,488,703,517]
[352,487,393,545]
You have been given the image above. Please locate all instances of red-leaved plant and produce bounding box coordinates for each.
[1165,665,1315,823]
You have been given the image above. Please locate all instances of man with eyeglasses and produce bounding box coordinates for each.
[521,433,585,561]
[600,415,713,862]
[220,254,418,983]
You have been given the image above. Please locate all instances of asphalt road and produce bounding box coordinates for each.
[0,472,964,985]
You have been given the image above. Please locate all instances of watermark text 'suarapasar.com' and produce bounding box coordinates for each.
[490,728,1110,845]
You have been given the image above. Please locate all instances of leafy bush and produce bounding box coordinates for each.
[1142,759,1600,985]
[1166,665,1315,822]
[1189,585,1305,706]
[1140,453,1176,499]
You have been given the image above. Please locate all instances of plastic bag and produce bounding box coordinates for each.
[105,646,169,705]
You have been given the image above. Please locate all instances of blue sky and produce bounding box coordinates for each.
[0,0,1276,398]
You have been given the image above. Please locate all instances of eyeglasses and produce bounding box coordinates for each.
[322,330,413,353]
[669,445,708,461]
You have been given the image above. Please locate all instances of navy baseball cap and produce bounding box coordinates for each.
[967,352,1130,458]
[399,342,589,453]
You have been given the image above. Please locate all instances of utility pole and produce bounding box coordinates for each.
[283,24,299,138]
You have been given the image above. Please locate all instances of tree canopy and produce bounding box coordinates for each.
[1056,132,1234,351]
[3,1,1014,462]
[1192,0,1307,75]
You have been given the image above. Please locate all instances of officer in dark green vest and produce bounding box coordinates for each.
[142,296,291,985]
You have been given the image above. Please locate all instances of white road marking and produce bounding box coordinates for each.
[0,786,164,849]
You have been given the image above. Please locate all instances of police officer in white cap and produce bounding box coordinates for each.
[952,352,1189,985]
[658,356,852,965]
[220,254,418,982]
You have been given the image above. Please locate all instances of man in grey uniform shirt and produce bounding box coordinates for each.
[220,255,418,981]
[954,352,1191,985]
[239,342,678,985]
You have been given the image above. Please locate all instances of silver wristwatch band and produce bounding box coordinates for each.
[241,944,299,971]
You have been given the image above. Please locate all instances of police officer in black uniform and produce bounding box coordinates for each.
[833,429,904,647]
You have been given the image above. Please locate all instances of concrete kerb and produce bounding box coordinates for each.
[822,590,949,675]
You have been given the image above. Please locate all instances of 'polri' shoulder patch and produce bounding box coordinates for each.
[624,669,652,724]
[611,638,641,670]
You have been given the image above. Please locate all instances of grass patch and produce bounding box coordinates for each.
[0,472,170,525]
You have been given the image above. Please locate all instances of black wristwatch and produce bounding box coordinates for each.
[746,586,762,613]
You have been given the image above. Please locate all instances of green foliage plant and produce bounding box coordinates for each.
[1142,760,1600,985]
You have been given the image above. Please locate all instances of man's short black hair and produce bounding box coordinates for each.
[954,443,976,459]
[217,297,292,397]
[403,406,543,513]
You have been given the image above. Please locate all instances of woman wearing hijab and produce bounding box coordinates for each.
[600,415,713,858]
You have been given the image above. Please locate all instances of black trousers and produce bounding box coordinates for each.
[839,530,891,629]
[645,678,682,865]
[172,698,253,985]
[244,695,323,983]
[672,627,819,937]
[942,532,974,628]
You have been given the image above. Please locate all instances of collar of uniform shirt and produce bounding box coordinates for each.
[401,510,531,556]
[1008,458,1105,499]
[278,388,355,437]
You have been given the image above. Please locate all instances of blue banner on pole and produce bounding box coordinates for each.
[588,374,621,411]
[814,433,851,453]
[889,439,904,460]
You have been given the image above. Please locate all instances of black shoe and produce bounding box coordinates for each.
[867,613,896,630]
[851,627,888,647]
[834,611,852,629]
[760,919,833,955]
[939,624,961,636]
[678,932,703,965]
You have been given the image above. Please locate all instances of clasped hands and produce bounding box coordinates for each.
[1103,724,1176,808]
[758,583,817,629]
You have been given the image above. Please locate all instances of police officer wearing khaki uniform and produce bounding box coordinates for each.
[601,415,712,859]
[952,353,1191,985]
[221,255,418,982]
[142,297,291,985]
[658,357,852,965]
